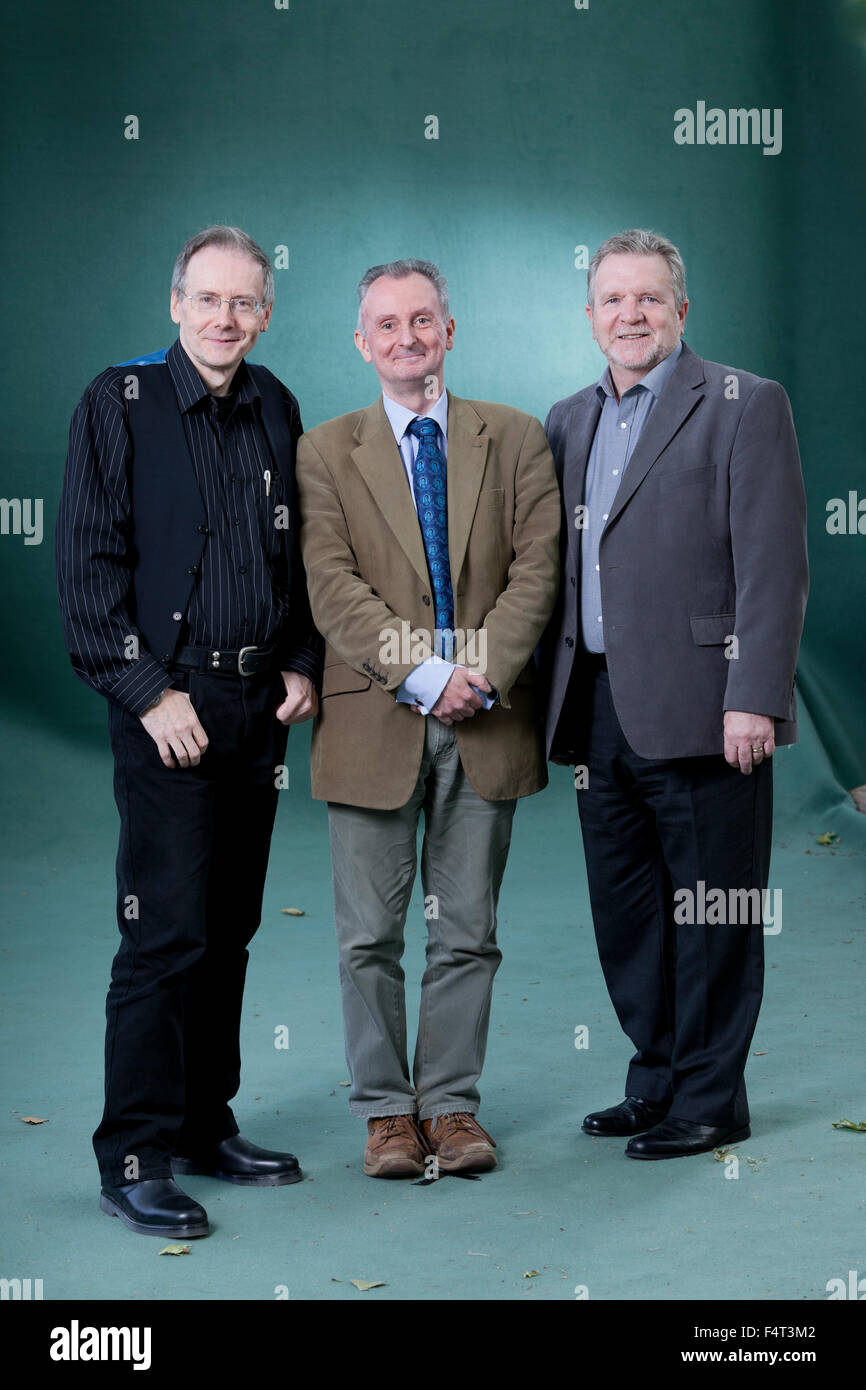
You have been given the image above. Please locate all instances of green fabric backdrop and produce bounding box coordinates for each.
[2,0,863,800]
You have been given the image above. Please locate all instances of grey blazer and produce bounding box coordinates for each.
[542,341,809,763]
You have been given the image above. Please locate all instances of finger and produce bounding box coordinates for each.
[170,734,195,768]
[723,739,740,769]
[737,743,753,775]
[158,739,176,770]
[191,722,209,751]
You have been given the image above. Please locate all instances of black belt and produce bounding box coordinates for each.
[172,644,276,676]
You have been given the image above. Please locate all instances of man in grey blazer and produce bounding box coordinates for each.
[544,229,808,1158]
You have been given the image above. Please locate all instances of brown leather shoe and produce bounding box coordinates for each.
[421,1113,498,1172]
[363,1115,429,1178]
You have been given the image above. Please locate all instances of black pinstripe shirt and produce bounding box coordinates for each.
[57,339,320,714]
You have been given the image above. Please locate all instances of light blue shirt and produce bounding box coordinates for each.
[382,391,496,716]
[581,343,682,651]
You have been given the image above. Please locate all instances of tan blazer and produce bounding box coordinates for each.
[296,391,561,809]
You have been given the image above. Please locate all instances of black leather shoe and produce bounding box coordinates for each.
[582,1096,670,1137]
[625,1116,751,1159]
[99,1178,209,1237]
[171,1134,303,1186]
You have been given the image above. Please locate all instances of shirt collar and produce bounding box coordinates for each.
[596,339,683,405]
[382,387,449,446]
[166,338,259,413]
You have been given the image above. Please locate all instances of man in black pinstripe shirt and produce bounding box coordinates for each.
[56,226,321,1239]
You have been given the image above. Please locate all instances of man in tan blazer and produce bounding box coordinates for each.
[296,259,560,1178]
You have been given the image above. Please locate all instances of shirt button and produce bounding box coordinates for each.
[597,615,602,623]
[172,611,182,621]
[602,513,609,520]
[595,564,599,571]
[612,469,619,476]
[620,422,627,429]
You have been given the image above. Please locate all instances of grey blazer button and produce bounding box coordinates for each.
[565,636,574,648]
[172,611,183,621]
[421,594,431,606]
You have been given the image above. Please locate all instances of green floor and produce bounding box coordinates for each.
[1,706,864,1301]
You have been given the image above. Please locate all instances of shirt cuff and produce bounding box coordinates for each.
[109,656,174,716]
[396,656,455,715]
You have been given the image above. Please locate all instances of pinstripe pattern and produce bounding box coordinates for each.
[56,339,319,713]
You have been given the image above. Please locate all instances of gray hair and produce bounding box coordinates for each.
[587,229,687,311]
[357,258,449,333]
[171,225,274,307]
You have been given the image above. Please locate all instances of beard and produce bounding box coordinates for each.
[605,333,673,373]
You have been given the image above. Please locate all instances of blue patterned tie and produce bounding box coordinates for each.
[408,416,454,660]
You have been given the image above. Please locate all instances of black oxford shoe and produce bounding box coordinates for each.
[582,1096,670,1137]
[99,1178,209,1237]
[625,1116,751,1159]
[171,1134,303,1186]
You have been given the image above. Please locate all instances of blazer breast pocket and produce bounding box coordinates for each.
[658,464,716,494]
[480,488,505,506]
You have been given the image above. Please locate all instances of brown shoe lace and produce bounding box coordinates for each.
[369,1115,430,1152]
[428,1113,496,1147]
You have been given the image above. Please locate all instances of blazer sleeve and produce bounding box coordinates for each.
[273,389,324,686]
[722,379,809,719]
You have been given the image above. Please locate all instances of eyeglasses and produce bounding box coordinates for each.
[178,291,264,319]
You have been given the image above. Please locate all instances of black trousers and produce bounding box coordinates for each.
[576,668,772,1127]
[93,667,288,1185]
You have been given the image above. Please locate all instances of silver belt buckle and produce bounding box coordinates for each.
[237,645,258,676]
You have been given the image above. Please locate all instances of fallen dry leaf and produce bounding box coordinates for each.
[832,1118,866,1132]
[158,1244,190,1256]
[281,908,305,916]
[21,1117,48,1125]
[523,1270,539,1278]
[349,1279,385,1291]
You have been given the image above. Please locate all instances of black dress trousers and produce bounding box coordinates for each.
[575,667,772,1128]
[93,667,288,1185]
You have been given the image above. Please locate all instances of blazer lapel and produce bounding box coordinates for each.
[350,397,431,587]
[563,390,602,564]
[605,343,706,529]
[446,392,489,584]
